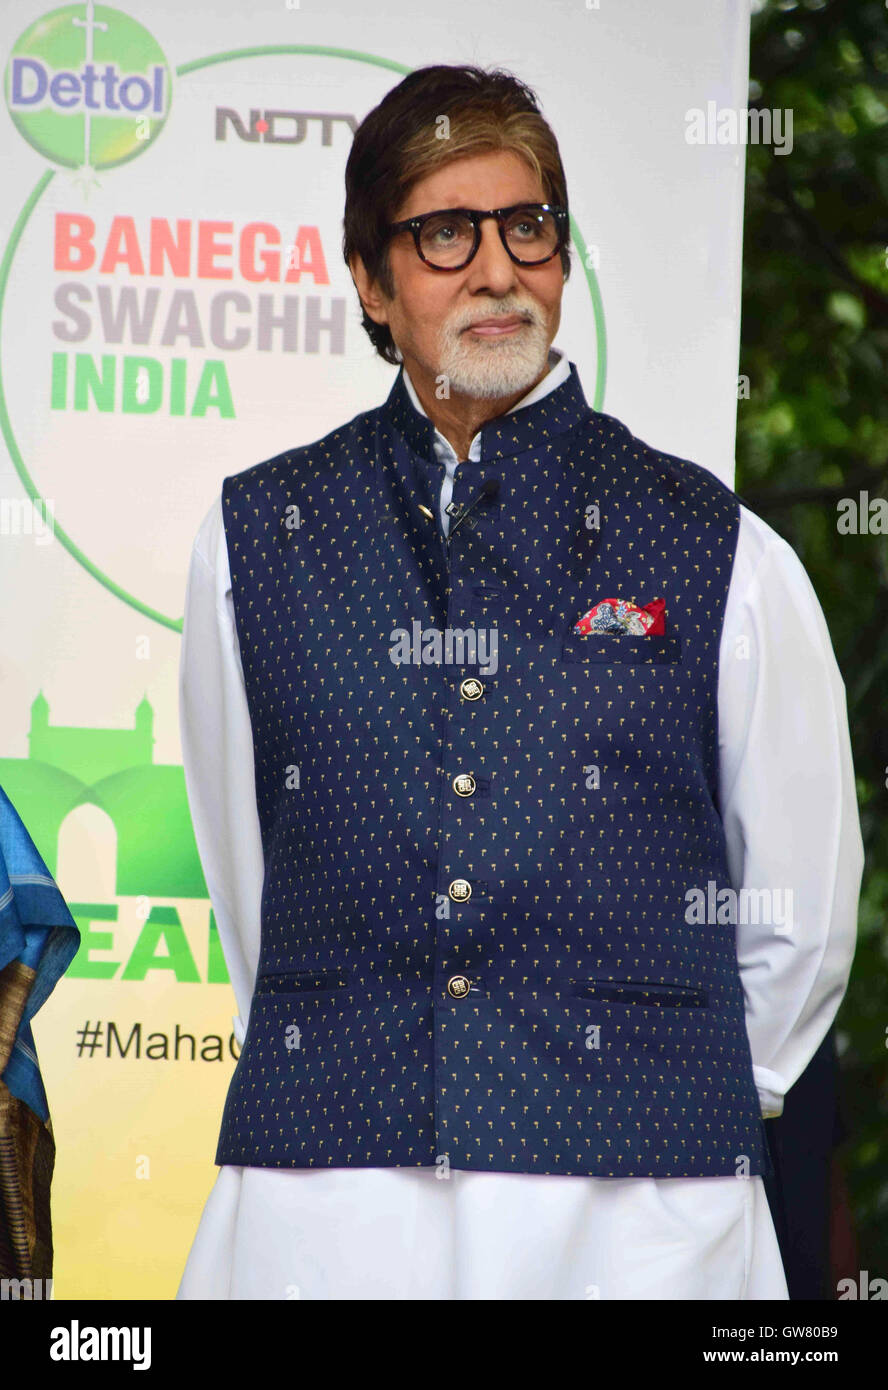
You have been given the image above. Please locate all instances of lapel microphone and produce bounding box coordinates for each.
[447,477,500,543]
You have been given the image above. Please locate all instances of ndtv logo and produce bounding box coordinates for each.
[215,107,357,146]
[9,58,166,116]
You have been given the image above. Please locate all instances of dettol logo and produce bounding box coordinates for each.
[5,2,171,169]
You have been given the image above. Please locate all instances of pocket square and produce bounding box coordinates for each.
[573,596,666,636]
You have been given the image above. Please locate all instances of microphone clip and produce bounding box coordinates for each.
[447,478,500,543]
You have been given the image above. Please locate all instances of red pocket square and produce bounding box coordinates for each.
[573,596,666,636]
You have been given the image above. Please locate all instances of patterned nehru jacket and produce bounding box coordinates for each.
[216,361,773,1180]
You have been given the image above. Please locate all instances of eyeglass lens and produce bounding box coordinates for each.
[419,206,560,267]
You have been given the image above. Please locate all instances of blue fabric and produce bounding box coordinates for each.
[0,782,80,1121]
[213,361,772,1178]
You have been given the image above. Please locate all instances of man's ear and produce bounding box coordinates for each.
[349,254,390,326]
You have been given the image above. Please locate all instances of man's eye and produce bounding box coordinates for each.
[426,220,461,244]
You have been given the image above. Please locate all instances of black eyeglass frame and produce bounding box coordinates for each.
[386,202,570,271]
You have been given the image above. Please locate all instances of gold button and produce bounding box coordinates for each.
[460,678,483,701]
[447,975,471,999]
[452,773,476,797]
[448,878,472,902]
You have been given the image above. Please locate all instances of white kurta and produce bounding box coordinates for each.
[176,352,863,1300]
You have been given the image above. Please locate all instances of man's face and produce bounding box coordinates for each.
[352,149,565,401]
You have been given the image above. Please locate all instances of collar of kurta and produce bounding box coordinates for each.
[382,359,593,464]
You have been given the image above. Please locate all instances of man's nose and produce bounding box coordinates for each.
[464,216,520,293]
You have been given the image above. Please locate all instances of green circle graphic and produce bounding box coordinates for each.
[0,41,607,632]
[5,4,171,170]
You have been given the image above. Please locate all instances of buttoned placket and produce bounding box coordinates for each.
[436,446,498,1009]
[401,364,569,1020]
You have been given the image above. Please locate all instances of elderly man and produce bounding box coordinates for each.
[177,64,862,1300]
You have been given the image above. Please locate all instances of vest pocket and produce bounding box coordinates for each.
[570,978,707,1008]
[256,968,349,995]
[561,634,682,664]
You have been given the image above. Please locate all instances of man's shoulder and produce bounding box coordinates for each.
[222,398,387,499]
[591,407,741,512]
[588,408,805,583]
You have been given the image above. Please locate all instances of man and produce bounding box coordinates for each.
[177,65,862,1299]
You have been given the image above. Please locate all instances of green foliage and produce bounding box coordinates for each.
[741,0,888,1271]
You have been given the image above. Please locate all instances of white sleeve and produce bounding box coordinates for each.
[718,505,863,1119]
[179,495,265,1043]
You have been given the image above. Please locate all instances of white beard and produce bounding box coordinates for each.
[435,315,552,401]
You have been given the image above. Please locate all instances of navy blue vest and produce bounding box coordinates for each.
[216,362,773,1179]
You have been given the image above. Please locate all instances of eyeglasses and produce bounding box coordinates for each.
[386,202,569,271]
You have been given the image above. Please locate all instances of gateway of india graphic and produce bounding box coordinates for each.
[0,691,207,900]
